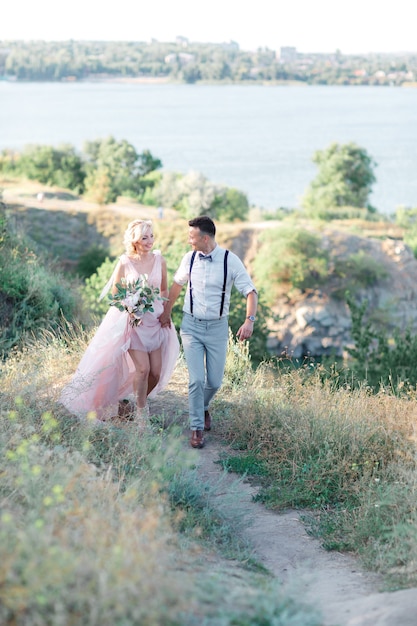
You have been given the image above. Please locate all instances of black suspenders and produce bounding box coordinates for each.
[220,250,229,317]
[189,251,197,315]
[189,250,229,317]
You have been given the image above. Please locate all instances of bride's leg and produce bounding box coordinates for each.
[128,348,150,409]
[147,347,162,396]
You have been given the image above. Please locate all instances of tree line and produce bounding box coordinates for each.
[0,40,416,85]
[0,137,250,221]
[0,138,379,220]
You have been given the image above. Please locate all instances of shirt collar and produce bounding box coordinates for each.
[205,244,218,258]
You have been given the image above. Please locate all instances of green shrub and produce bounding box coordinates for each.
[138,170,163,206]
[306,205,377,221]
[76,245,111,279]
[15,143,86,193]
[82,257,117,318]
[0,214,79,356]
[253,226,329,297]
[331,250,388,298]
[395,208,417,258]
[403,229,417,258]
[394,205,417,229]
[345,296,417,392]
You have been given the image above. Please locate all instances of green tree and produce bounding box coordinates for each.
[83,168,112,205]
[83,136,162,203]
[181,65,202,83]
[175,171,220,218]
[137,149,162,176]
[302,142,377,214]
[151,171,183,209]
[16,144,86,193]
[213,188,249,222]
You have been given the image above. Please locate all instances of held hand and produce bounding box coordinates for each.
[236,320,254,342]
[158,310,172,328]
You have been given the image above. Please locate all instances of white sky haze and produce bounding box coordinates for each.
[1,0,416,55]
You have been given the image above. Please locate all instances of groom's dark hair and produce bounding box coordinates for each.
[188,216,216,237]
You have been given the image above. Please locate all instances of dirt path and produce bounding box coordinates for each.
[152,370,417,626]
[196,440,417,626]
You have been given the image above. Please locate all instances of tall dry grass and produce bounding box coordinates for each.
[219,352,417,588]
[0,329,321,625]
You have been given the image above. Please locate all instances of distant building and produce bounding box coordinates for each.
[164,52,195,65]
[178,53,195,65]
[164,53,177,64]
[176,36,189,47]
[221,40,240,51]
[279,46,297,64]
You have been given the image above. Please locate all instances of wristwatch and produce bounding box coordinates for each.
[247,315,256,322]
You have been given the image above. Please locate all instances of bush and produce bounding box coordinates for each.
[253,226,329,297]
[15,143,86,193]
[82,257,117,318]
[331,250,388,298]
[0,210,79,356]
[76,245,111,279]
[305,205,377,221]
[345,296,417,392]
[395,207,417,258]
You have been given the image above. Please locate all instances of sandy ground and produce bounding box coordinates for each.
[152,370,417,626]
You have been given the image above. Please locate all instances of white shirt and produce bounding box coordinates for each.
[174,245,257,320]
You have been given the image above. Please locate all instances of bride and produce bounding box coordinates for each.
[60,219,179,424]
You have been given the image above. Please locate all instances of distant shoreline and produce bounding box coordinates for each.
[78,76,171,84]
[1,76,416,87]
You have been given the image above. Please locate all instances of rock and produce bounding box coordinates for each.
[265,230,417,359]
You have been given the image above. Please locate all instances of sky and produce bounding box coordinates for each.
[1,0,416,55]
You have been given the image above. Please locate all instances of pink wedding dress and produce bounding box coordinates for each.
[60,251,179,421]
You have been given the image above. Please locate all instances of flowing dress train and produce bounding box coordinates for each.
[60,251,179,421]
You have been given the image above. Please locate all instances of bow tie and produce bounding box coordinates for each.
[199,253,212,261]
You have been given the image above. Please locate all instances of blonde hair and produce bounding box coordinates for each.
[123,219,153,256]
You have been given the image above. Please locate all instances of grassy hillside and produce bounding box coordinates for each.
[1,178,417,622]
[1,312,417,625]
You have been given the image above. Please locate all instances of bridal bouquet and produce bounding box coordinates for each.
[108,275,164,326]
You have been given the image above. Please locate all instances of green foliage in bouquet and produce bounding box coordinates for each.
[108,276,164,326]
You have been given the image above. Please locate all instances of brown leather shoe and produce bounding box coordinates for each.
[190,429,205,449]
[118,399,135,421]
[204,410,212,431]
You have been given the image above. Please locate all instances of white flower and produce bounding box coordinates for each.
[108,274,164,326]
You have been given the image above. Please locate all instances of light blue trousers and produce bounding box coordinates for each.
[180,313,229,430]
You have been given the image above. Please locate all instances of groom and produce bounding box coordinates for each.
[159,216,257,448]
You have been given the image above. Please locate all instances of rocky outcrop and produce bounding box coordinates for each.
[267,291,352,358]
[263,231,417,359]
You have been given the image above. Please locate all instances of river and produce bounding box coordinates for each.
[1,81,416,214]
